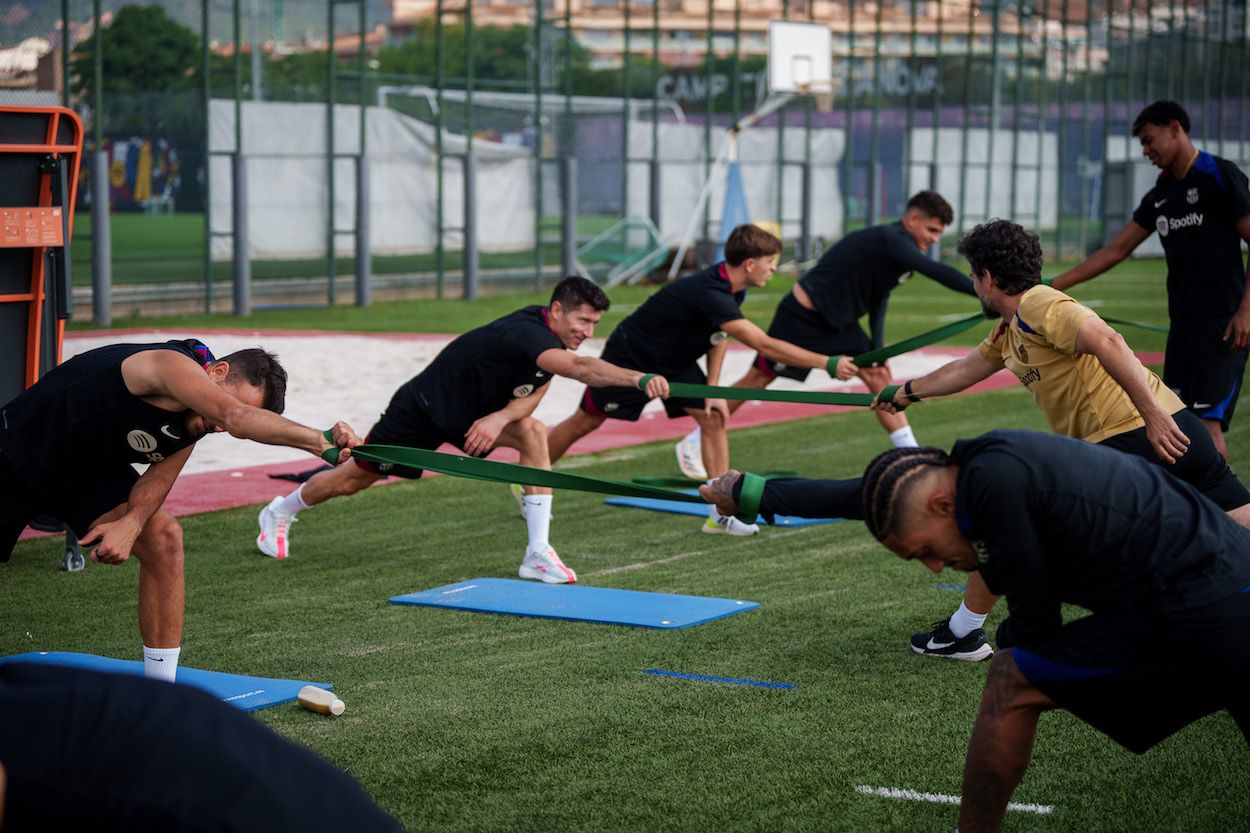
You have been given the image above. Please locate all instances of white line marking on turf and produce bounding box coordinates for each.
[855,785,1054,815]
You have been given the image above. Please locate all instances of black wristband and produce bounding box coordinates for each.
[903,380,921,403]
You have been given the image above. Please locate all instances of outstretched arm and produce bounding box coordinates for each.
[1049,222,1150,292]
[121,350,359,461]
[720,318,831,371]
[1074,316,1189,462]
[872,350,998,413]
[537,348,669,399]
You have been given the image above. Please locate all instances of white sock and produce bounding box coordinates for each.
[275,484,311,517]
[948,602,988,639]
[523,494,553,552]
[143,645,181,682]
[889,425,918,448]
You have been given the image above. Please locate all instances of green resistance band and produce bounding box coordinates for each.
[345,443,763,524]
[632,471,797,488]
[851,312,987,366]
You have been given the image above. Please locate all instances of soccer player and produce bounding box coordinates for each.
[1051,100,1250,462]
[0,340,361,681]
[874,218,1250,661]
[861,431,1250,833]
[546,224,839,536]
[256,276,669,583]
[673,191,977,479]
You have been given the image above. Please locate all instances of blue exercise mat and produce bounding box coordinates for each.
[0,651,332,712]
[604,493,841,526]
[390,578,759,629]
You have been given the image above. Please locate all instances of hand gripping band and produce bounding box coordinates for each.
[637,373,658,392]
[734,472,767,525]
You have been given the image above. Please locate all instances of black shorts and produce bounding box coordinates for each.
[1098,408,1250,510]
[1,453,135,562]
[1164,317,1249,431]
[582,343,707,421]
[354,390,472,480]
[1009,588,1250,754]
[754,293,871,382]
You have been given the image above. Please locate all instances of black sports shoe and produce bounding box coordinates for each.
[910,620,994,662]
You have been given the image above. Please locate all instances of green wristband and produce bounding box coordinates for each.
[735,472,766,525]
[638,373,658,392]
[825,356,842,377]
[321,428,340,464]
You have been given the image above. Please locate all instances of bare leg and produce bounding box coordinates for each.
[958,650,1056,833]
[964,571,1000,615]
[858,364,908,435]
[298,458,382,506]
[131,510,186,649]
[495,417,552,497]
[1227,504,1250,529]
[688,407,730,478]
[1203,417,1229,462]
[723,365,775,418]
[547,409,606,465]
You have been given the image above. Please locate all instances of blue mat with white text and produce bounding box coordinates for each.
[0,651,332,711]
[390,578,759,629]
[604,493,841,526]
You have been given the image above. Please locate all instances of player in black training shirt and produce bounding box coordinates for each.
[257,277,668,583]
[547,224,839,536]
[0,340,362,682]
[1054,101,1250,462]
[862,431,1250,833]
[673,192,976,477]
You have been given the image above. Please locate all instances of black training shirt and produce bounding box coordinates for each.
[951,429,1250,650]
[604,263,746,371]
[0,340,210,494]
[798,221,975,347]
[404,305,563,433]
[1132,152,1250,325]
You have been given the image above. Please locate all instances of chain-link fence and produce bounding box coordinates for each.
[3,0,1247,318]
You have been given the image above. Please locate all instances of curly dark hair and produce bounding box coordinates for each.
[956,219,1043,296]
[1132,100,1191,136]
[905,191,954,226]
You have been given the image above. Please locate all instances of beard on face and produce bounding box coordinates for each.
[981,301,1001,320]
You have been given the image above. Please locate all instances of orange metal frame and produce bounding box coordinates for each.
[0,105,83,389]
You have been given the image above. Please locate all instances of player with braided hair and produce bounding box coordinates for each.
[864,429,1250,833]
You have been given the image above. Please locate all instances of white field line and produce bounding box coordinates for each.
[854,785,1054,816]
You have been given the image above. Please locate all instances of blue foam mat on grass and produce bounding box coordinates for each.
[0,651,331,711]
[390,578,759,629]
[604,493,841,526]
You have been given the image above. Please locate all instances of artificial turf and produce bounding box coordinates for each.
[9,259,1246,831]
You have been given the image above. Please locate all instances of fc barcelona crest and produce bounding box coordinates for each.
[1187,187,1199,205]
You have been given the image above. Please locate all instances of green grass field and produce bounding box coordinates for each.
[12,266,1245,831]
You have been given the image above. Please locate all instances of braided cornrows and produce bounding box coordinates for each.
[861,446,951,541]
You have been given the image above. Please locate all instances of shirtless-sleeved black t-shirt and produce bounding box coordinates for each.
[951,430,1250,650]
[1132,152,1250,325]
[603,263,746,372]
[0,339,211,494]
[403,305,564,433]
[799,221,976,345]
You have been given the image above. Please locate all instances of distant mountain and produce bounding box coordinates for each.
[0,0,393,51]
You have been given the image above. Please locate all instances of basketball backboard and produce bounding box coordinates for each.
[767,20,833,94]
